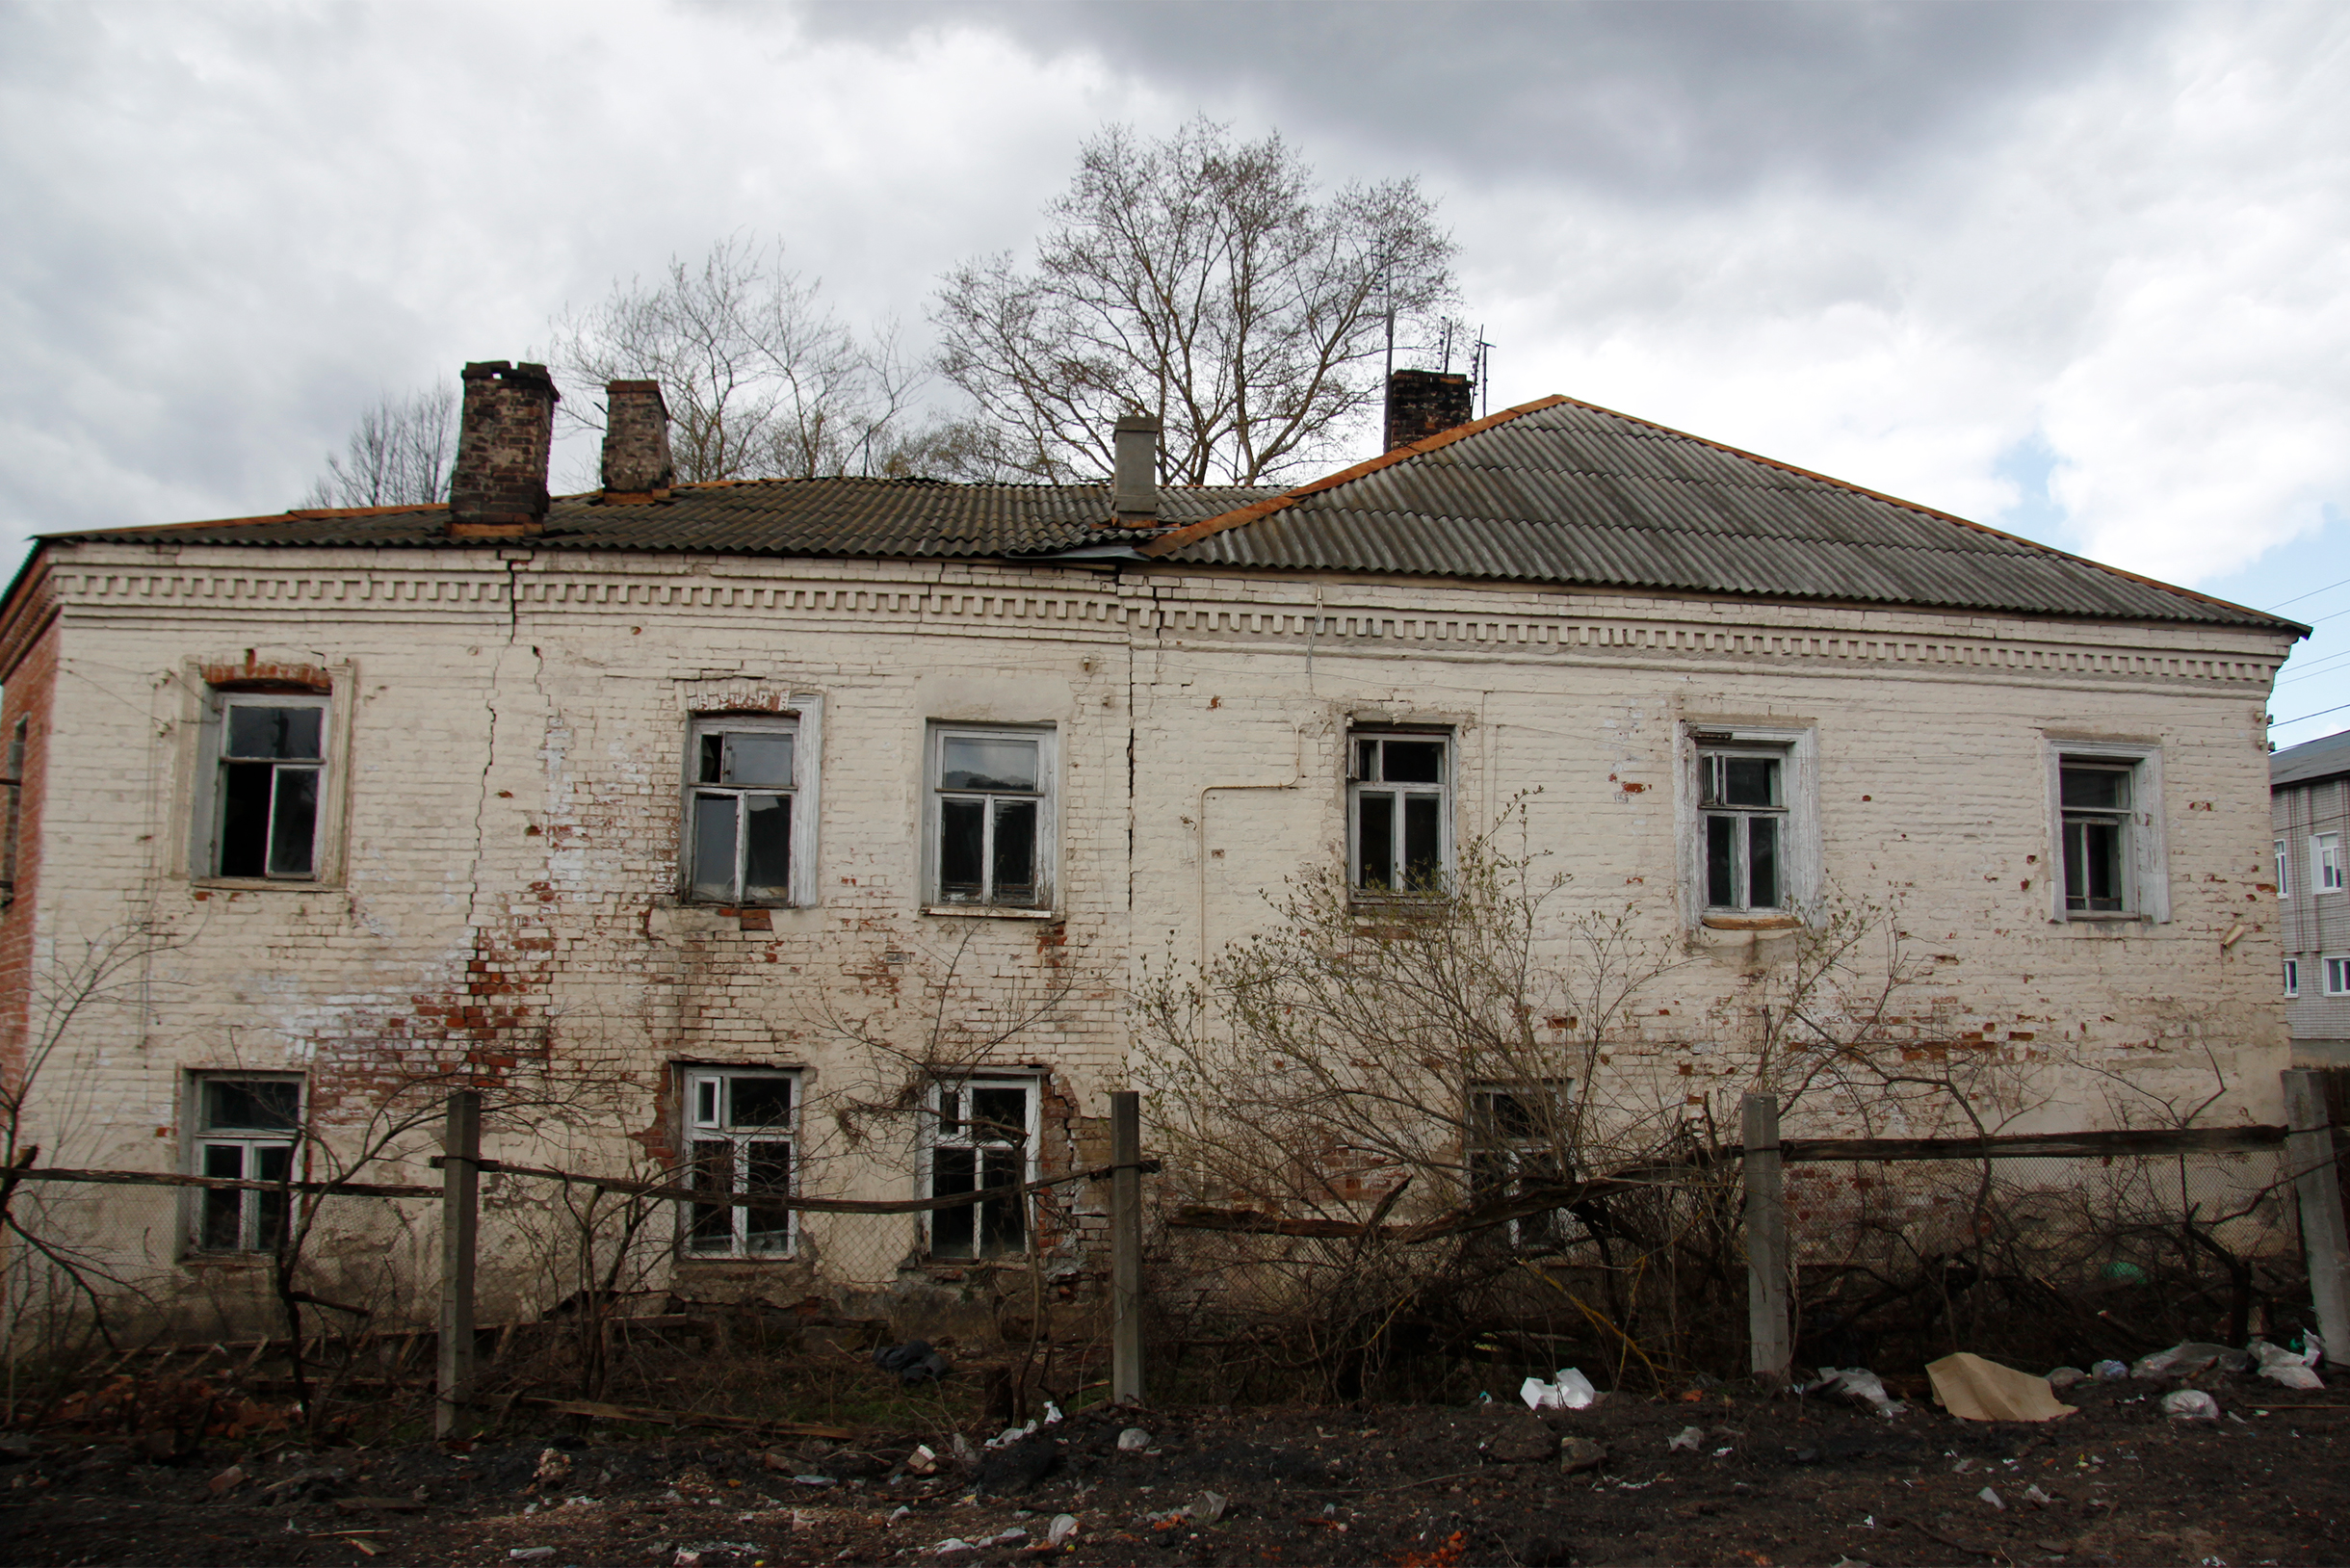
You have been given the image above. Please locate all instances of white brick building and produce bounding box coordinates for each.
[0,362,2305,1316]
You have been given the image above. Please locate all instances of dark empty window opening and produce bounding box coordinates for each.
[1699,746,1787,912]
[1467,1085,1574,1251]
[190,1073,301,1253]
[933,729,1048,908]
[682,1067,797,1257]
[2060,761,2134,915]
[1350,733,1451,894]
[687,720,797,905]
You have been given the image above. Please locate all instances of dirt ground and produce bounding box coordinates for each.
[4,1371,2347,1568]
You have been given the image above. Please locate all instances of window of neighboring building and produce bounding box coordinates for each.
[2316,833,2344,895]
[206,695,327,879]
[1698,745,1789,913]
[1348,732,1451,894]
[2048,745,2167,921]
[2285,957,2301,998]
[1467,1084,1572,1250]
[927,1076,1035,1259]
[2327,955,2350,998]
[2278,838,2290,899]
[681,1066,797,1258]
[189,1073,301,1253]
[928,726,1052,909]
[0,717,24,905]
[685,713,816,906]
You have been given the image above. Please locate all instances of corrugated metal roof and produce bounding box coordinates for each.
[46,479,1273,561]
[1146,397,2302,631]
[2273,729,2350,789]
[43,394,2300,632]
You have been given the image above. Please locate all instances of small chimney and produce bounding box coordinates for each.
[449,360,560,536]
[1110,414,1161,526]
[1383,369,1475,452]
[600,379,674,501]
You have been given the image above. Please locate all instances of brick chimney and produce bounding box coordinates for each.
[600,379,673,501]
[1110,414,1160,526]
[449,360,560,536]
[1383,369,1475,452]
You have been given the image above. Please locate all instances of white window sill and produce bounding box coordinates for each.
[2058,912,2151,924]
[924,904,1058,921]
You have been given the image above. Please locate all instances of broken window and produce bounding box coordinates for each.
[686,717,802,905]
[209,696,326,879]
[1348,732,1451,894]
[1698,745,1788,912]
[930,726,1051,908]
[1467,1085,1573,1250]
[189,1073,300,1253]
[2059,761,2135,915]
[927,1078,1034,1259]
[681,1067,797,1258]
[2316,833,2343,895]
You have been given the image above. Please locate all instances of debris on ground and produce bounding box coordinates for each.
[872,1339,952,1385]
[1808,1366,1908,1418]
[2161,1388,2222,1420]
[1926,1352,2076,1423]
[2251,1336,2326,1390]
[1116,1426,1152,1451]
[2131,1342,2252,1379]
[1519,1367,1598,1410]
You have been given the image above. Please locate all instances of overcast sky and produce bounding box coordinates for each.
[3,1,2345,744]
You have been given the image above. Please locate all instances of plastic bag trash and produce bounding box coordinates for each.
[1925,1353,2075,1423]
[991,1529,1029,1547]
[1047,1514,1080,1545]
[985,1422,1038,1450]
[1668,1425,1704,1452]
[931,1540,977,1557]
[2161,1389,2221,1420]
[2305,1330,2328,1369]
[1520,1368,1598,1411]
[2046,1367,2087,1392]
[2091,1359,2129,1380]
[1189,1491,1229,1524]
[874,1339,952,1385]
[2023,1484,2054,1506]
[2250,1338,2325,1391]
[1808,1367,1907,1418]
[1117,1427,1153,1451]
[509,1552,555,1562]
[1043,1401,1064,1424]
[889,1506,912,1525]
[2132,1342,2249,1379]
[1978,1486,2004,1509]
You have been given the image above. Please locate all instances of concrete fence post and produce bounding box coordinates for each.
[1110,1090,1144,1405]
[436,1089,482,1440]
[2283,1069,2350,1358]
[1742,1091,1792,1382]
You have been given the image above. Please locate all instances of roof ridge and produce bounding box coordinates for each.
[45,501,448,539]
[1138,396,1569,558]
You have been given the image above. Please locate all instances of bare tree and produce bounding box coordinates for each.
[933,118,1458,486]
[549,235,979,483]
[302,382,458,508]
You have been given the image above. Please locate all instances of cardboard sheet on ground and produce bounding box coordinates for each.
[1926,1352,2076,1422]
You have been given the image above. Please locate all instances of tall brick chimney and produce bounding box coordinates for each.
[449,360,560,536]
[1110,414,1160,526]
[600,379,674,501]
[1383,369,1475,452]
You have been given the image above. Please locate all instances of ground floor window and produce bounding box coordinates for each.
[927,1077,1036,1259]
[682,1066,797,1257]
[189,1074,301,1253]
[1467,1084,1572,1250]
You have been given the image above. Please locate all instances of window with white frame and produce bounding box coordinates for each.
[2327,955,2350,998]
[685,713,816,906]
[1698,744,1789,912]
[929,726,1053,909]
[927,1077,1035,1259]
[2316,833,2343,895]
[2049,745,2166,921]
[205,694,327,879]
[2285,957,2301,998]
[1348,732,1451,894]
[189,1074,301,1253]
[2278,838,2290,899]
[1467,1084,1573,1250]
[681,1066,798,1257]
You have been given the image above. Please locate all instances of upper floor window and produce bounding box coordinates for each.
[1698,745,1789,912]
[2059,761,2134,914]
[927,1076,1036,1259]
[681,1066,797,1258]
[685,713,816,906]
[2285,957,2301,998]
[208,695,326,879]
[2315,833,2343,895]
[2278,838,2291,898]
[929,725,1053,909]
[1348,732,1451,894]
[2327,955,2350,998]
[190,1072,301,1253]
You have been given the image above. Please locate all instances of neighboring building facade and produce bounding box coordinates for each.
[2273,729,2350,1061]
[0,362,2306,1324]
